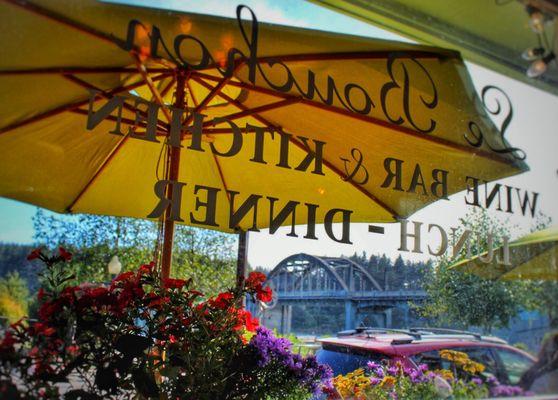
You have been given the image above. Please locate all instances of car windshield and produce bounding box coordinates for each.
[316,344,388,375]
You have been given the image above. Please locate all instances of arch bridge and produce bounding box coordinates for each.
[261,253,427,333]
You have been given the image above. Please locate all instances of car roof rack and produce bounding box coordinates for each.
[337,327,422,340]
[409,327,482,340]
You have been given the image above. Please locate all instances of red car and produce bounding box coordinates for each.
[316,327,536,386]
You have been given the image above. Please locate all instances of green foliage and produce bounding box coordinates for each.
[0,243,38,291]
[528,281,558,328]
[419,208,547,333]
[512,342,531,353]
[0,252,324,400]
[349,251,432,291]
[0,272,29,322]
[32,209,237,296]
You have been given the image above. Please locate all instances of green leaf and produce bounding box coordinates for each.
[64,389,103,400]
[132,368,159,398]
[115,334,151,358]
[95,366,118,393]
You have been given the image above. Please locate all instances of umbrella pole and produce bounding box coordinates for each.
[161,70,186,279]
[236,230,249,290]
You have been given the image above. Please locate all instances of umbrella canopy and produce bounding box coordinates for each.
[0,0,528,276]
[451,226,558,281]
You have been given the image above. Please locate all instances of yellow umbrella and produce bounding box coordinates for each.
[451,226,558,281]
[0,0,527,278]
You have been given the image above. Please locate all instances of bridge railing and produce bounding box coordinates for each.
[275,289,427,301]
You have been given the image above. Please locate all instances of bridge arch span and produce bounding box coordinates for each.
[266,253,382,294]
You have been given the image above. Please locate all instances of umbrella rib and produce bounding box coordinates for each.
[133,55,172,123]
[70,108,168,136]
[212,153,232,205]
[193,50,458,73]
[255,50,457,63]
[191,72,522,169]
[65,135,130,212]
[0,53,452,77]
[184,74,234,210]
[186,81,199,107]
[0,73,171,136]
[202,98,300,127]
[202,128,272,134]
[159,76,176,100]
[184,76,232,124]
[191,75,399,219]
[62,74,169,131]
[2,0,128,48]
[0,67,172,75]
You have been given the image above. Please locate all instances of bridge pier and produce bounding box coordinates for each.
[384,308,392,328]
[345,300,356,330]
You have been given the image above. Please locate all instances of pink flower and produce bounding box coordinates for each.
[27,248,42,261]
[163,278,187,290]
[58,247,72,262]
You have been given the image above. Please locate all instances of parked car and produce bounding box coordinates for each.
[316,327,536,386]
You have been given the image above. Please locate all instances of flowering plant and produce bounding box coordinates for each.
[327,354,531,400]
[0,248,332,399]
[327,361,483,400]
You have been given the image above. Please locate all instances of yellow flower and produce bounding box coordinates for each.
[380,376,396,388]
[435,369,455,381]
[440,349,469,365]
[463,360,485,375]
[333,369,371,398]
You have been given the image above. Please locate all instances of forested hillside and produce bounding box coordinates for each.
[348,252,432,290]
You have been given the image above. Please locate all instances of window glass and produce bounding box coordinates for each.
[316,345,387,375]
[412,347,500,381]
[494,348,534,385]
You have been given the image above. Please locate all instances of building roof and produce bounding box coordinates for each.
[311,0,558,96]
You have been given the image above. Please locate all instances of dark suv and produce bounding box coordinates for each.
[316,327,535,386]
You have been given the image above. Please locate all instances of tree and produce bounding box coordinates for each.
[32,209,238,296]
[521,214,558,328]
[419,208,535,333]
[0,271,29,323]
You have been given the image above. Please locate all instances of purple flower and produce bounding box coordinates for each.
[387,365,399,376]
[248,327,332,394]
[409,370,427,384]
[472,377,483,386]
[373,367,384,378]
[418,364,429,372]
[366,361,380,370]
[487,376,499,386]
[489,384,526,398]
[370,377,381,385]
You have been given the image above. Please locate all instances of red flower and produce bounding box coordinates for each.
[163,278,186,290]
[66,344,80,356]
[211,292,234,309]
[112,271,134,283]
[27,248,42,261]
[137,262,156,276]
[0,331,17,353]
[256,286,273,303]
[32,322,56,337]
[58,247,72,262]
[233,309,259,332]
[246,312,259,332]
[38,300,62,321]
[245,272,266,291]
[147,295,169,309]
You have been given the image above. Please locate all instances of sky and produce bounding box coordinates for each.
[1,0,557,270]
